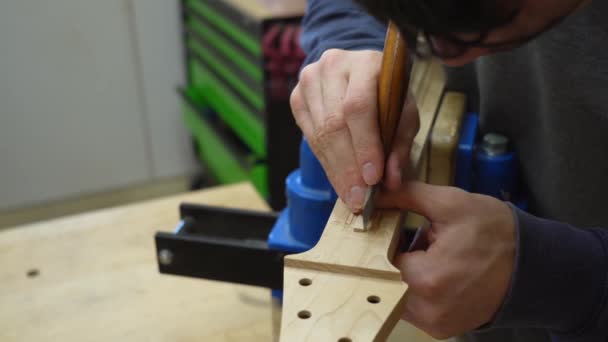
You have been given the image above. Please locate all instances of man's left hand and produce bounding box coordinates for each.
[377,182,517,339]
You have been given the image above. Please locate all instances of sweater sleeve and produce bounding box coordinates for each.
[300,0,387,66]
[491,205,608,341]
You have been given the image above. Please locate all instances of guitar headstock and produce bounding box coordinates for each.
[279,201,408,342]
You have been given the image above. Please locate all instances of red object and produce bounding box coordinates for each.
[263,23,306,99]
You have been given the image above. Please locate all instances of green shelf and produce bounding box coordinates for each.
[185,0,261,57]
[189,58,266,158]
[181,89,268,198]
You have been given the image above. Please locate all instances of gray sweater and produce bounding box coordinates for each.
[448,0,608,227]
[300,0,608,341]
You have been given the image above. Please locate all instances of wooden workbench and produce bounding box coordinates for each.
[0,183,437,342]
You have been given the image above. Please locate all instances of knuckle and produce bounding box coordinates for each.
[319,49,343,70]
[356,145,381,165]
[299,64,317,87]
[315,113,347,141]
[363,50,383,63]
[342,96,372,120]
[289,87,304,113]
[289,90,308,131]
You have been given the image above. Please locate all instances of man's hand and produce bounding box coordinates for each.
[290,49,419,212]
[378,182,517,339]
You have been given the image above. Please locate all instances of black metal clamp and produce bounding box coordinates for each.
[154,204,286,289]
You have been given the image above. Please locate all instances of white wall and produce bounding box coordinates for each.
[131,0,197,179]
[0,0,196,210]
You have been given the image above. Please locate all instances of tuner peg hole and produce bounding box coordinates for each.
[298,310,311,319]
[367,295,381,304]
[299,278,312,286]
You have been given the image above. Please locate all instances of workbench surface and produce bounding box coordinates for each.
[0,183,437,342]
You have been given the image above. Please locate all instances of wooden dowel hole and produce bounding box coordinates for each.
[338,338,352,342]
[367,295,381,304]
[298,310,311,319]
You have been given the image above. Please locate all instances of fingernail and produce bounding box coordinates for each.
[362,163,377,185]
[349,186,365,210]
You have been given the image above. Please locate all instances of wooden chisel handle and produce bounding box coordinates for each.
[378,22,409,155]
[355,22,410,231]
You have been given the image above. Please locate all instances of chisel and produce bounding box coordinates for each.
[354,21,410,231]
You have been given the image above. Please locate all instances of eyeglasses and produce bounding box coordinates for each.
[399,9,527,59]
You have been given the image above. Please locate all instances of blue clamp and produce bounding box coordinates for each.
[268,139,336,299]
[455,112,527,209]
[268,138,336,254]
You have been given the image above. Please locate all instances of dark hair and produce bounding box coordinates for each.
[353,0,519,56]
[354,0,515,35]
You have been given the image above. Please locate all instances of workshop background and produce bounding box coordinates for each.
[0,1,194,227]
[0,0,303,228]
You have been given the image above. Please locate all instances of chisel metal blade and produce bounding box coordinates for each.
[353,186,377,232]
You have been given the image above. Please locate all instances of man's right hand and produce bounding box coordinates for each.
[290,49,419,212]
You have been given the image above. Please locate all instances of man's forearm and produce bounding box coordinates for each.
[492,206,608,341]
[301,0,386,66]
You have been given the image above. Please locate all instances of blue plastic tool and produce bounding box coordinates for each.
[454,113,478,191]
[268,138,336,254]
[454,112,527,208]
[267,138,336,298]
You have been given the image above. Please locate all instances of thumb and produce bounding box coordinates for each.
[377,181,464,222]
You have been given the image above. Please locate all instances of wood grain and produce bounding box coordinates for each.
[0,181,445,342]
[410,60,447,174]
[428,92,466,186]
[286,201,404,280]
[0,183,274,342]
[279,59,445,342]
